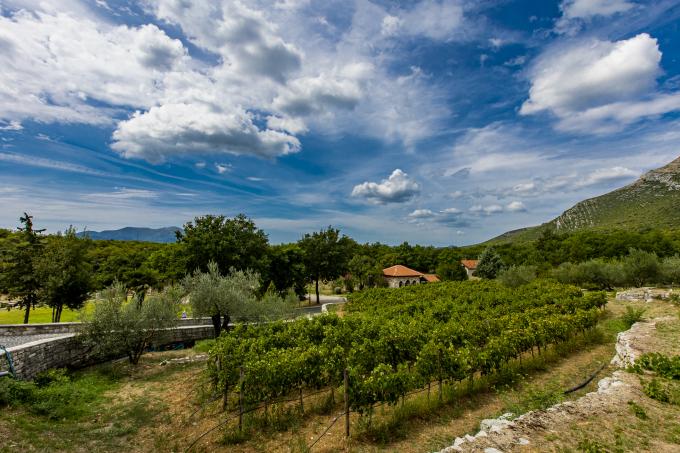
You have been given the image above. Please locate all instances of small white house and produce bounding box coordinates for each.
[461,259,478,278]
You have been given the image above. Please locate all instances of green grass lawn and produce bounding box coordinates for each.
[0,305,87,324]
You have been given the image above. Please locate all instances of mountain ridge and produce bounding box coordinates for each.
[488,156,680,243]
[77,226,181,243]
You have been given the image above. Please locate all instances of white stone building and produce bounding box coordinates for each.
[383,265,440,288]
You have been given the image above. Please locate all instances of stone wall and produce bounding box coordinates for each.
[385,277,422,288]
[0,317,213,337]
[0,322,81,337]
[3,325,215,380]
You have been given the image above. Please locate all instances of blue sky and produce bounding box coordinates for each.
[2,0,680,245]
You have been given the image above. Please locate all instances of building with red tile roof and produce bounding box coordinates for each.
[382,265,440,287]
[461,259,478,278]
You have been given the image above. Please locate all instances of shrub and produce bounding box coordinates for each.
[627,400,648,420]
[622,306,646,328]
[643,378,670,403]
[497,265,537,288]
[0,369,110,420]
[635,353,680,380]
[33,368,70,388]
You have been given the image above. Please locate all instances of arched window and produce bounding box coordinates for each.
[399,281,403,287]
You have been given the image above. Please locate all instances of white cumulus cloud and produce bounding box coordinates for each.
[408,209,435,219]
[521,33,680,133]
[0,10,186,124]
[111,103,300,163]
[506,201,527,212]
[351,169,420,204]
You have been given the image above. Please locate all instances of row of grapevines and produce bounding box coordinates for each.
[206,280,606,413]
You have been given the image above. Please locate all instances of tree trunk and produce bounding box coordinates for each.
[222,313,230,332]
[211,313,222,338]
[315,278,320,304]
[51,306,56,323]
[23,298,31,324]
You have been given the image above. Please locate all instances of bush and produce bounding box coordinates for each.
[33,368,70,388]
[634,353,680,380]
[622,306,646,328]
[0,369,110,420]
[643,378,671,403]
[0,377,34,406]
[497,265,537,288]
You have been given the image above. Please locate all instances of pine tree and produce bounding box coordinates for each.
[476,246,505,279]
[2,213,45,323]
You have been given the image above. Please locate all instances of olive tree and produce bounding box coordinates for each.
[497,265,537,288]
[82,282,181,365]
[183,261,293,337]
[660,255,680,285]
[623,248,659,287]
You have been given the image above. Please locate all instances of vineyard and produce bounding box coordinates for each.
[204,280,607,441]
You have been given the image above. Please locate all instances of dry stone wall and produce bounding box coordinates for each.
[3,324,214,380]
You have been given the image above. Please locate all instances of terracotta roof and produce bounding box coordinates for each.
[383,265,424,277]
[423,274,440,283]
[461,259,478,269]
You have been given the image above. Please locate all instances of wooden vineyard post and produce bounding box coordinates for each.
[238,367,244,432]
[299,386,304,413]
[221,358,228,412]
[438,349,443,403]
[344,368,350,438]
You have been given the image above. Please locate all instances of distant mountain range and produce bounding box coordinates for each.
[77,226,181,243]
[490,156,680,243]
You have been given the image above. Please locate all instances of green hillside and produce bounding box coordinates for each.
[489,156,680,244]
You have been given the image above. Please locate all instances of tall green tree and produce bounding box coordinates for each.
[348,254,375,290]
[298,226,354,303]
[1,213,45,324]
[177,214,269,275]
[436,261,468,281]
[263,244,306,297]
[476,246,505,279]
[36,227,93,322]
